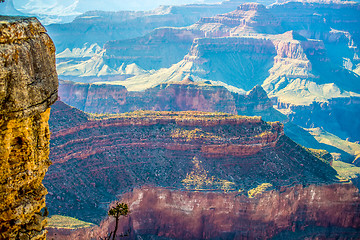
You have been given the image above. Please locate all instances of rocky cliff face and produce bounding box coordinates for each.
[46,102,338,223]
[58,79,275,118]
[0,17,58,239]
[199,2,281,33]
[48,184,360,240]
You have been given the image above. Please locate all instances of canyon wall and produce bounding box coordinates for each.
[48,184,360,240]
[58,80,276,119]
[0,17,58,239]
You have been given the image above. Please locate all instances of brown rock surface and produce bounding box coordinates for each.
[0,17,58,239]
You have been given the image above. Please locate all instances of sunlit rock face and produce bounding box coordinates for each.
[0,17,58,239]
[57,79,274,117]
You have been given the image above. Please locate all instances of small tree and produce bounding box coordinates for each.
[100,202,129,240]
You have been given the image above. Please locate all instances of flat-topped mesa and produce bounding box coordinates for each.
[237,2,267,11]
[52,109,277,139]
[0,17,58,240]
[58,80,274,116]
[198,3,280,31]
[189,37,276,57]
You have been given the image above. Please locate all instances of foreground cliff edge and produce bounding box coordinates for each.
[0,17,58,239]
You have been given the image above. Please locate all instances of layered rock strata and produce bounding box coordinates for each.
[48,184,360,240]
[46,102,337,223]
[58,80,276,119]
[0,17,58,239]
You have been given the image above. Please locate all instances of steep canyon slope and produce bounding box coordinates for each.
[0,17,58,239]
[44,1,360,238]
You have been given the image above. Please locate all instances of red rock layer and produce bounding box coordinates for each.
[59,81,274,120]
[59,81,274,118]
[48,184,360,240]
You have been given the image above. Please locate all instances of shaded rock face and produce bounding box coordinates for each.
[0,17,58,239]
[46,104,338,223]
[58,80,274,117]
[276,97,360,142]
[185,37,278,91]
[48,184,360,240]
[58,81,128,114]
[270,1,360,43]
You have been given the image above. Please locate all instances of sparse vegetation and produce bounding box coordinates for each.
[182,157,236,192]
[306,128,360,157]
[305,148,332,165]
[88,110,261,122]
[248,183,273,198]
[171,128,222,141]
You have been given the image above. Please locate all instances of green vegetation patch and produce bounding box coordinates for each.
[305,148,332,165]
[332,160,360,182]
[47,215,95,229]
